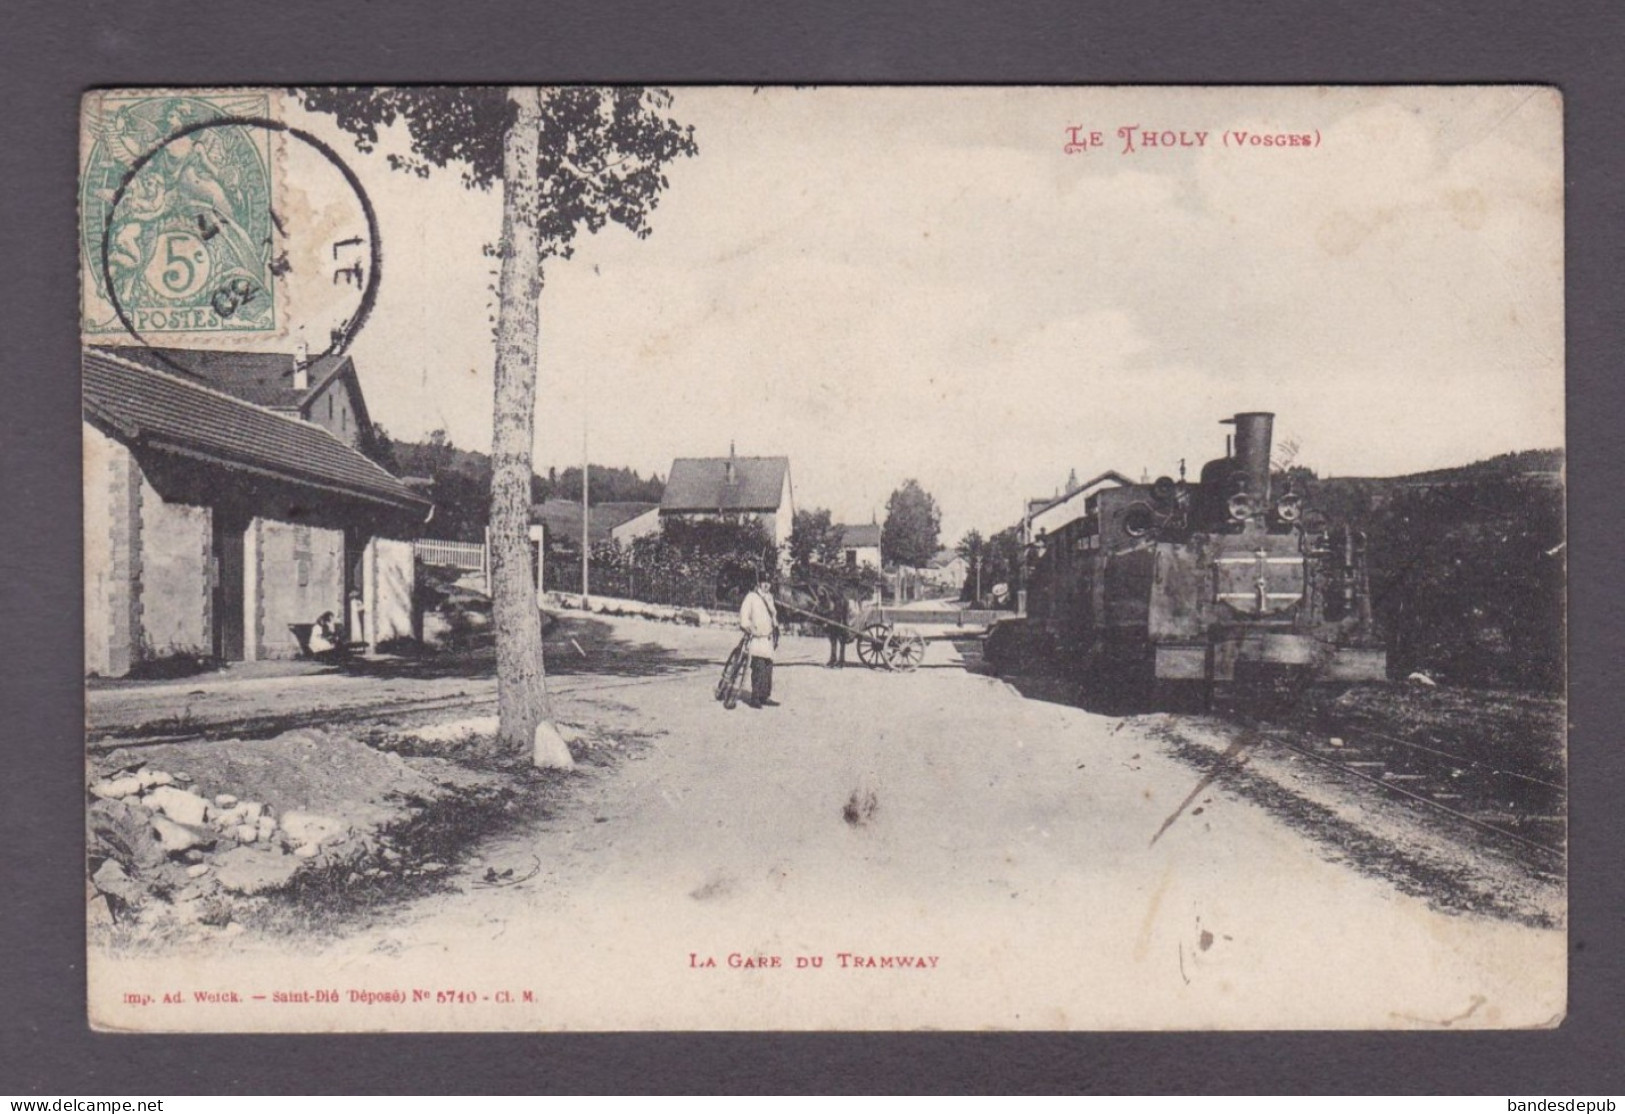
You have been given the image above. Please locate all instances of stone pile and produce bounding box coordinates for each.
[86,764,354,925]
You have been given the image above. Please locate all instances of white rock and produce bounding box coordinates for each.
[144,785,211,826]
[92,859,142,905]
[256,816,277,842]
[150,814,214,854]
[409,716,499,744]
[213,846,301,895]
[237,801,264,824]
[292,843,320,859]
[1407,671,1438,687]
[213,805,249,828]
[231,824,259,843]
[533,720,575,769]
[1329,737,1344,748]
[135,768,174,790]
[213,794,239,808]
[185,863,210,878]
[90,776,144,800]
[280,811,349,848]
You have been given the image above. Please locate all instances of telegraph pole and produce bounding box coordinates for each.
[581,408,590,609]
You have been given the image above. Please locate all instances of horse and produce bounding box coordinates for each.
[777,569,864,668]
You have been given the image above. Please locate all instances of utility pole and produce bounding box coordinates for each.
[581,408,590,609]
[974,553,982,604]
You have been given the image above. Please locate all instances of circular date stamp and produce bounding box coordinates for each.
[81,89,380,369]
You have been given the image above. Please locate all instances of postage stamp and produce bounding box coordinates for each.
[80,85,1564,1033]
[81,89,281,341]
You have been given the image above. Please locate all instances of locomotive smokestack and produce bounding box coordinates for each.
[1224,412,1274,504]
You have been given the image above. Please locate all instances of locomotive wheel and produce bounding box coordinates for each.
[856,623,892,669]
[885,630,927,672]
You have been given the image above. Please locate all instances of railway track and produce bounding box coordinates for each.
[86,668,710,751]
[1243,719,1566,866]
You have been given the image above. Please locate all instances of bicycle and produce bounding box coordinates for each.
[714,633,752,710]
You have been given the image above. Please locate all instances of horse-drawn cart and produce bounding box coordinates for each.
[777,599,929,672]
[714,587,975,706]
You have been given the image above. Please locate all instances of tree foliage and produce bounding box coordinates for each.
[1308,470,1564,691]
[549,516,776,609]
[954,525,1023,605]
[881,479,942,568]
[298,87,697,260]
[546,464,664,505]
[372,426,664,543]
[787,507,846,573]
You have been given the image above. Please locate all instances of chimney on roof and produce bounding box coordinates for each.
[726,440,737,485]
[1066,467,1079,494]
[293,341,310,391]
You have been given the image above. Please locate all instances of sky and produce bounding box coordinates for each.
[261,87,1562,542]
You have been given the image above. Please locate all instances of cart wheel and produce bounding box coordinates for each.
[856,622,892,669]
[886,629,927,672]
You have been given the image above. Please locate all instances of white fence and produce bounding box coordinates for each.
[413,538,488,573]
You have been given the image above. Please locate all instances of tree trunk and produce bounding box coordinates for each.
[490,86,573,768]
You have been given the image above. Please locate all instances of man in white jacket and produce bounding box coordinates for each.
[738,571,780,708]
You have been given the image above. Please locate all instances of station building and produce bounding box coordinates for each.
[83,347,431,677]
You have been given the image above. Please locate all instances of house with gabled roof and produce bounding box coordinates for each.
[103,345,377,455]
[658,444,795,550]
[835,521,882,570]
[1023,470,1134,543]
[923,548,969,590]
[83,347,431,677]
[530,499,659,550]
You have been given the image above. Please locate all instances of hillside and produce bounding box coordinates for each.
[369,428,664,543]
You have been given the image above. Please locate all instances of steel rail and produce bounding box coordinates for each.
[1332,717,1567,793]
[1255,728,1566,863]
[87,666,716,749]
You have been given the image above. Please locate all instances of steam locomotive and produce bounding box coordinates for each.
[985,412,1387,704]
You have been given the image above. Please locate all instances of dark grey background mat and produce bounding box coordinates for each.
[3,0,1621,1094]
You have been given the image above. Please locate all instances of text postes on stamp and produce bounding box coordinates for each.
[81,90,281,342]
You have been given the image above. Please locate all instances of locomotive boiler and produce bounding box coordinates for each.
[987,412,1387,704]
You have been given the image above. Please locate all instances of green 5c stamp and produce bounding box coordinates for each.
[81,90,279,337]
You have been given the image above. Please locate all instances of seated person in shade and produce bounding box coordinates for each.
[308,611,341,656]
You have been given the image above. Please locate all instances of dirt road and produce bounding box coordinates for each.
[90,615,1564,1031]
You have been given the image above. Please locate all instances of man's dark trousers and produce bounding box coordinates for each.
[749,656,774,705]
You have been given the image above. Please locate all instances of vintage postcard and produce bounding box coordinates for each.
[82,85,1565,1031]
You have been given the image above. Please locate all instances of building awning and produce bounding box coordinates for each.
[83,349,430,513]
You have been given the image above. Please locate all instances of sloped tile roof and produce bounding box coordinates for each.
[1028,470,1134,518]
[83,349,428,511]
[839,523,881,548]
[660,456,789,513]
[99,345,351,411]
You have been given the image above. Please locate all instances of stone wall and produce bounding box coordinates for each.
[137,486,211,659]
[251,518,345,660]
[83,423,138,677]
[308,378,361,450]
